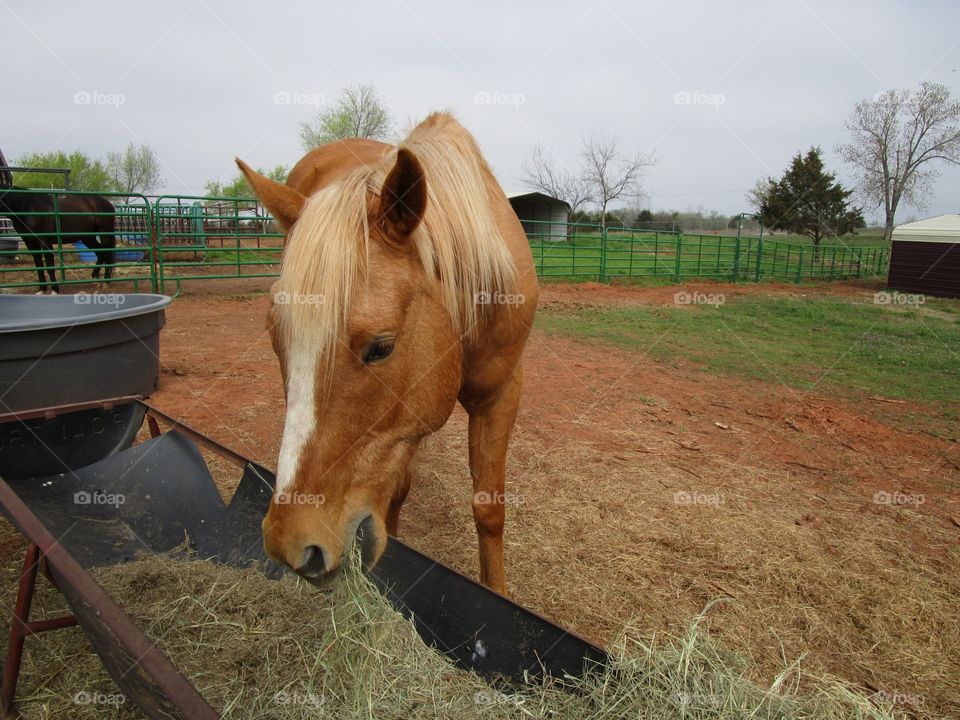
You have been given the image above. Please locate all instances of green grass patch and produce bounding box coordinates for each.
[536,293,960,412]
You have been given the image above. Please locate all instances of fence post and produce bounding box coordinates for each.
[754,232,764,281]
[796,246,804,283]
[598,224,607,283]
[145,200,159,294]
[52,193,66,286]
[153,198,165,295]
[674,232,682,281]
[733,215,743,282]
[732,234,741,282]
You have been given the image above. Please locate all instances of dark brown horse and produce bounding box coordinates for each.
[0,186,116,293]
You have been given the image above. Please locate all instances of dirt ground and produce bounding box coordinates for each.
[3,278,958,718]
[151,279,960,527]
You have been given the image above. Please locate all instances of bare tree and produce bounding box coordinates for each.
[107,142,165,195]
[581,136,655,232]
[518,144,592,213]
[837,82,960,241]
[299,84,392,151]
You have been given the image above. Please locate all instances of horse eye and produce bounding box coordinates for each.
[362,338,395,364]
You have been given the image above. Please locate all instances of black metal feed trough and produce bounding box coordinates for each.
[0,295,606,719]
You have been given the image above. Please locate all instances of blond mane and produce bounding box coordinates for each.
[276,113,518,382]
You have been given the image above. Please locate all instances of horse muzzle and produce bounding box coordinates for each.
[282,513,383,586]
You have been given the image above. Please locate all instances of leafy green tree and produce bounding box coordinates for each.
[754,148,863,257]
[299,84,392,151]
[205,164,288,199]
[12,150,113,191]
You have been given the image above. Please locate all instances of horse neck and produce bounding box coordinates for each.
[0,187,17,213]
[0,186,49,213]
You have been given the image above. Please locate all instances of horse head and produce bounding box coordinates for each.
[238,149,464,582]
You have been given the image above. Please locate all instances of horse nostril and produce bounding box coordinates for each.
[297,545,327,578]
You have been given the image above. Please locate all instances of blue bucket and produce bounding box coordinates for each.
[73,242,96,263]
[74,242,145,263]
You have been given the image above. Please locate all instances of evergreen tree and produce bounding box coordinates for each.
[756,148,863,258]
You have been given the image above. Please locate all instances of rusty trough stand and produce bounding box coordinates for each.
[0,476,219,719]
[0,399,221,719]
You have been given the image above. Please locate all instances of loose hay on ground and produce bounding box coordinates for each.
[405,415,960,720]
[12,553,895,720]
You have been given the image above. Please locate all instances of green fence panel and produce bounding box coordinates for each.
[0,207,891,294]
[152,194,284,296]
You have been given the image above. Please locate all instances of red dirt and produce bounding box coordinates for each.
[152,280,960,532]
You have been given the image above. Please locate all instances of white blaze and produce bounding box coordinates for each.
[276,343,318,493]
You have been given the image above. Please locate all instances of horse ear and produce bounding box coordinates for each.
[235,159,305,232]
[378,149,427,241]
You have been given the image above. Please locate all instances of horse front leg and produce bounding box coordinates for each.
[42,249,58,294]
[466,369,522,595]
[91,246,102,280]
[28,241,58,293]
[27,244,46,293]
[100,226,117,281]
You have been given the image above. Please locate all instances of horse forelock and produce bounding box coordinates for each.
[275,112,518,392]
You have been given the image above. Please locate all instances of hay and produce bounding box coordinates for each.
[11,552,895,720]
[406,411,960,720]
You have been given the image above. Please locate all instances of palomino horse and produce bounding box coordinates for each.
[237,113,537,593]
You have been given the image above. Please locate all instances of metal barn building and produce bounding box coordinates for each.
[507,192,570,240]
[887,215,960,298]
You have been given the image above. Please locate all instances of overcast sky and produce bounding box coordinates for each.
[3,0,958,223]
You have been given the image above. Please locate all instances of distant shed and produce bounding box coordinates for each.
[507,192,570,240]
[888,215,960,298]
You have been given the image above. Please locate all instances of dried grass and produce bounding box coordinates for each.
[402,412,960,720]
[11,551,896,720]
